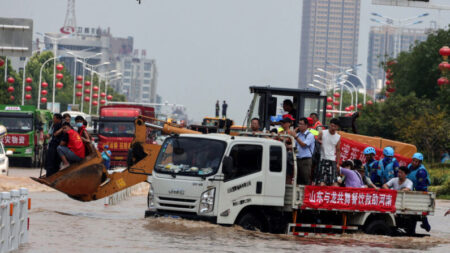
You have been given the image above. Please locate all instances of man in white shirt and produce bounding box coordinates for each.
[315,118,341,186]
[382,166,412,191]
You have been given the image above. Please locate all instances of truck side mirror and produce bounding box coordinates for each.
[6,150,13,156]
[222,156,234,175]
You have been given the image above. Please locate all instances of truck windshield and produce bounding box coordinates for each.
[99,120,135,137]
[155,137,227,177]
[0,116,33,133]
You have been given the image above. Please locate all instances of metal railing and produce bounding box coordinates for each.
[0,188,30,253]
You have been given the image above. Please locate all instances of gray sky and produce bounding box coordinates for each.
[1,0,450,123]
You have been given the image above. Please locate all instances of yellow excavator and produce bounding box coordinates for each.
[31,118,199,202]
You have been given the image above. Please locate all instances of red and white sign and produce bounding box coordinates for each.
[340,137,412,167]
[2,134,30,146]
[302,186,397,213]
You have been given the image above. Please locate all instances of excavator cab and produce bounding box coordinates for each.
[246,86,327,131]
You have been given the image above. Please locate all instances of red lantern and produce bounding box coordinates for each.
[10,96,14,101]
[100,92,106,98]
[93,86,99,92]
[439,61,450,71]
[387,60,396,66]
[76,83,83,89]
[85,81,91,86]
[326,97,333,103]
[93,94,99,99]
[25,86,32,92]
[326,105,333,110]
[386,73,393,79]
[76,91,82,97]
[357,103,363,109]
[437,77,449,86]
[92,101,98,106]
[56,64,64,71]
[439,46,450,60]
[387,87,396,93]
[333,92,340,98]
[41,90,48,96]
[326,112,332,118]
[56,73,63,80]
[349,105,355,110]
[42,82,48,88]
[25,77,32,83]
[7,77,14,84]
[84,96,90,102]
[333,101,339,106]
[100,99,106,104]
[56,82,63,89]
[7,86,14,93]
[25,94,32,100]
[0,59,4,67]
[366,100,373,105]
[84,89,90,94]
[107,95,113,100]
[345,106,350,112]
[41,97,47,103]
[385,80,392,86]
[76,75,83,81]
[345,113,353,117]
[386,68,391,74]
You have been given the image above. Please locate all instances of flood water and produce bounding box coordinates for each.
[5,168,450,253]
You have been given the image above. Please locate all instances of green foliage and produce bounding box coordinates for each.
[1,52,126,114]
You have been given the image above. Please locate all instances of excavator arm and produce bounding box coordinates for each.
[31,117,199,202]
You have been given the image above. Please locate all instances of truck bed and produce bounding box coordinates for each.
[284,185,435,215]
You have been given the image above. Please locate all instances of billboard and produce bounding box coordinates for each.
[0,18,33,57]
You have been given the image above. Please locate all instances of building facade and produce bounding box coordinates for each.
[118,52,158,103]
[299,0,361,89]
[366,26,428,91]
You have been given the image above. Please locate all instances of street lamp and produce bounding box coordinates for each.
[37,56,61,109]
[21,50,40,105]
[36,32,72,112]
[83,62,110,114]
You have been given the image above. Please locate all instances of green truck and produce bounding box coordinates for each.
[0,105,52,167]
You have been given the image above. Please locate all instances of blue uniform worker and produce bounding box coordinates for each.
[363,147,382,187]
[407,152,431,232]
[378,147,399,184]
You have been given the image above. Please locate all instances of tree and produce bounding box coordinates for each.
[0,57,23,104]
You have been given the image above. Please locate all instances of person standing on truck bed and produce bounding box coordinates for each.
[382,166,412,191]
[338,160,364,188]
[363,147,382,187]
[407,152,431,232]
[290,117,315,185]
[315,118,341,186]
[215,100,220,118]
[309,113,322,130]
[44,113,64,177]
[282,99,297,128]
[57,122,86,169]
[379,147,399,185]
[250,118,262,133]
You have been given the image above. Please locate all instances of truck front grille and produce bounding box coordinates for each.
[157,196,197,210]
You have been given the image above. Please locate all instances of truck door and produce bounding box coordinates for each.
[217,143,265,224]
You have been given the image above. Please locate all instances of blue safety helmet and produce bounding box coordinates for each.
[104,145,109,149]
[363,147,376,155]
[412,152,423,161]
[383,147,394,157]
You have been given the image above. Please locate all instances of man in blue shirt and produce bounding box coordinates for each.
[290,117,315,185]
[407,152,431,232]
[379,147,399,184]
[363,147,381,187]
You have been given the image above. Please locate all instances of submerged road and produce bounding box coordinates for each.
[5,168,450,253]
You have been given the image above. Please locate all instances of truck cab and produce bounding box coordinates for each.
[146,134,288,231]
[0,105,51,167]
[98,104,155,167]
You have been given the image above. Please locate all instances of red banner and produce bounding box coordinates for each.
[302,186,397,213]
[340,137,412,167]
[2,134,30,146]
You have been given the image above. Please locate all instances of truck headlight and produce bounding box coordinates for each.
[147,183,156,211]
[0,158,5,164]
[199,188,215,214]
[25,148,32,154]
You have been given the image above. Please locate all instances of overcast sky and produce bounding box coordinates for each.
[1,0,450,123]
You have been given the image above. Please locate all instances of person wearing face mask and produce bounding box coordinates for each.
[75,116,91,143]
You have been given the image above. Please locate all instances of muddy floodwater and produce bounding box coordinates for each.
[4,168,450,253]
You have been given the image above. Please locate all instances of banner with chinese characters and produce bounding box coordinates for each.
[340,137,412,167]
[302,186,397,213]
[2,134,30,146]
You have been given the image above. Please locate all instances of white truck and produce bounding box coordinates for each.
[144,133,435,236]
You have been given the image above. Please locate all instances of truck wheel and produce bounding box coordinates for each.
[364,220,392,235]
[404,220,416,236]
[237,213,264,232]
